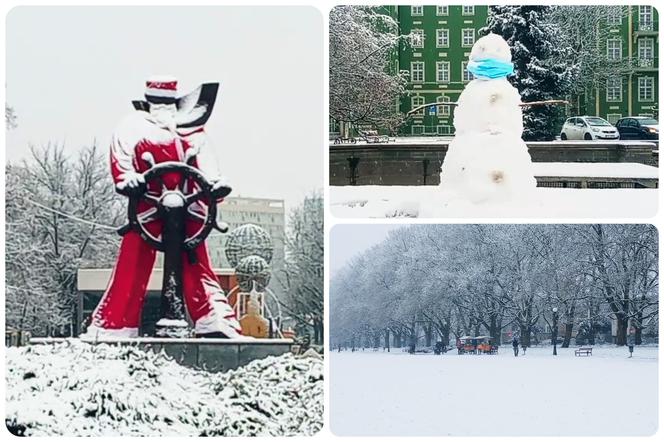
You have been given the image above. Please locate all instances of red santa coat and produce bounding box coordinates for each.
[88,111,240,337]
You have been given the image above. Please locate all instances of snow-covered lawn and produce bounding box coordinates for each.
[6,340,323,436]
[330,346,658,436]
[330,186,658,218]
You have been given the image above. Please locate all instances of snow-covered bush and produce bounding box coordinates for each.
[5,341,323,436]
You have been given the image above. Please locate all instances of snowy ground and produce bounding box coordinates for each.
[330,346,658,436]
[330,187,658,218]
[6,340,323,436]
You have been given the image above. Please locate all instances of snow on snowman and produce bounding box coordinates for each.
[440,33,537,203]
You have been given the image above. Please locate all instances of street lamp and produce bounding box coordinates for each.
[552,307,558,356]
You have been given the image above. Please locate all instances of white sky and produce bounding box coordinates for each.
[329,224,403,277]
[5,6,323,212]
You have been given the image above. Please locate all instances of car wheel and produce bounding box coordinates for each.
[560,133,567,140]
[584,133,593,141]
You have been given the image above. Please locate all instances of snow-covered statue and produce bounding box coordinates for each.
[82,76,242,339]
[439,33,536,203]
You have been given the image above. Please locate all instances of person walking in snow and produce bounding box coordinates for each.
[82,76,242,339]
[512,336,519,357]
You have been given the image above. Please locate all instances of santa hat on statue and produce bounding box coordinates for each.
[134,74,219,128]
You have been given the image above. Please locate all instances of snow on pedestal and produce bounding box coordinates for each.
[440,33,536,203]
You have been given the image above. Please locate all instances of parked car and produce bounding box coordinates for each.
[560,116,620,141]
[615,116,659,141]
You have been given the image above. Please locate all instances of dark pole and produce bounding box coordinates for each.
[158,192,188,333]
[552,308,558,356]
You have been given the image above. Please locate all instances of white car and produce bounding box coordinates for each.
[560,116,620,141]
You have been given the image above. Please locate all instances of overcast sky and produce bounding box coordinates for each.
[6,6,323,212]
[329,224,404,277]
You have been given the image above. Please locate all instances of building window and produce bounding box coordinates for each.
[606,38,622,60]
[436,6,448,16]
[606,76,622,102]
[436,61,450,83]
[462,29,475,47]
[437,125,452,135]
[412,95,425,115]
[606,113,622,125]
[412,125,425,135]
[462,61,473,82]
[436,95,451,115]
[607,7,623,25]
[411,5,423,16]
[639,6,653,31]
[462,6,475,15]
[411,61,425,82]
[638,77,654,101]
[411,29,424,48]
[436,28,449,47]
[638,38,654,67]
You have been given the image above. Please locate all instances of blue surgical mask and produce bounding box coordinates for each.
[466,58,515,80]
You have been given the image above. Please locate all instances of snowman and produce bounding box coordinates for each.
[439,33,536,203]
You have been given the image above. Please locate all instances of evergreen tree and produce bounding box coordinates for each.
[481,6,578,140]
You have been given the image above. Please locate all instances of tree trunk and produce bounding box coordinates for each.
[635,310,643,345]
[384,329,390,352]
[562,322,574,348]
[408,326,416,354]
[520,324,531,347]
[615,314,628,346]
[425,324,432,347]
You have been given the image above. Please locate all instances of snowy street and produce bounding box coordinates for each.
[330,346,658,436]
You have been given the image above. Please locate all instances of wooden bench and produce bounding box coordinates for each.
[575,347,593,357]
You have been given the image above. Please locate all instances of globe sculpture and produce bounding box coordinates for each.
[235,255,271,292]
[224,224,274,267]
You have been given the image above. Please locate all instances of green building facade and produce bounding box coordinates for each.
[384,5,488,136]
[576,5,659,124]
[380,5,658,136]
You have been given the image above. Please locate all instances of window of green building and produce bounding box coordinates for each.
[411,61,425,82]
[462,6,475,16]
[638,77,655,102]
[412,29,424,48]
[461,61,472,82]
[462,29,475,47]
[411,5,423,16]
[606,38,622,60]
[639,6,653,31]
[412,95,425,114]
[437,6,448,16]
[606,77,622,102]
[436,29,449,48]
[638,38,655,66]
[436,61,450,83]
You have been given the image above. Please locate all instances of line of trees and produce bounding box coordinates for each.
[330,225,658,352]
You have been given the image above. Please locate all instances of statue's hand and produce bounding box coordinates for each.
[211,177,232,199]
[116,171,146,197]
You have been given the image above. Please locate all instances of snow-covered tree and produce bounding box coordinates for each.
[5,143,124,336]
[482,6,578,140]
[546,6,635,115]
[6,103,17,129]
[329,225,658,351]
[329,6,410,136]
[280,192,323,344]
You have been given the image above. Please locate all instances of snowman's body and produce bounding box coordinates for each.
[440,34,536,203]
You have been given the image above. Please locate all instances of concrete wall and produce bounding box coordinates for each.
[329,141,658,186]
